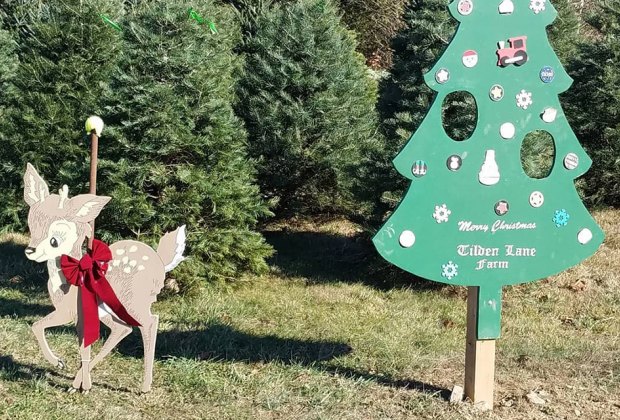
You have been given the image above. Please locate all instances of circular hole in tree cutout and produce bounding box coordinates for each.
[521,130,555,179]
[441,91,477,142]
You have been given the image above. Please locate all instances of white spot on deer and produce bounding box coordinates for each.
[137,265,145,271]
[129,245,138,253]
[112,260,120,267]
[129,260,137,267]
[123,267,131,274]
[142,255,149,261]
[116,249,125,256]
[122,256,129,264]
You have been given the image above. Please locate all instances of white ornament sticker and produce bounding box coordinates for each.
[578,228,593,245]
[490,84,504,101]
[435,68,450,84]
[529,191,545,208]
[500,122,516,139]
[499,0,514,14]
[564,153,579,170]
[530,0,546,14]
[433,204,452,224]
[516,90,533,110]
[399,230,416,248]
[542,108,557,123]
[447,155,463,171]
[479,150,501,186]
[458,0,474,16]
[462,50,479,68]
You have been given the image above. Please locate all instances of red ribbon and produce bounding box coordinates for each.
[61,239,141,347]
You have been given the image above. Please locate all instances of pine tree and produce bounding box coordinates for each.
[100,0,273,285]
[237,0,382,217]
[564,1,620,206]
[338,0,409,68]
[0,0,124,227]
[0,22,18,134]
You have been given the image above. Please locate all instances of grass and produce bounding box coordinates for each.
[0,210,618,419]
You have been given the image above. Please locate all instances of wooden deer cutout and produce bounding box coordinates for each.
[23,163,186,393]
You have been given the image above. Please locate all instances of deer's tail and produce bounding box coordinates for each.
[157,225,187,273]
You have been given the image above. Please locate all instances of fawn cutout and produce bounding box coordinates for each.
[23,163,186,393]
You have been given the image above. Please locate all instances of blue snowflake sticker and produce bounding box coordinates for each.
[553,209,570,227]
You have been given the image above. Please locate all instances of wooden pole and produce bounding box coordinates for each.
[88,129,99,250]
[464,286,496,411]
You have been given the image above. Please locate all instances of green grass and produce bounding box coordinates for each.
[0,212,618,419]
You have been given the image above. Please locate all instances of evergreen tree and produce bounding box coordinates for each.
[0,0,123,227]
[565,1,620,206]
[0,22,18,132]
[338,0,409,68]
[100,0,273,284]
[237,0,382,217]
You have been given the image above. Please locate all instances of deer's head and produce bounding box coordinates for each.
[23,163,110,262]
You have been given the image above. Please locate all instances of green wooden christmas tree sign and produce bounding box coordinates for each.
[373,0,604,409]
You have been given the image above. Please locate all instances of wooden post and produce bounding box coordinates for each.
[88,129,99,250]
[464,286,496,411]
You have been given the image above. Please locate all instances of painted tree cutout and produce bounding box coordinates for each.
[373,0,604,339]
[24,163,186,393]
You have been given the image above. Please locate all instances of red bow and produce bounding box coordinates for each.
[61,240,141,347]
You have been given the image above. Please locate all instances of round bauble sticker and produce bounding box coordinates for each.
[540,66,555,83]
[578,228,593,245]
[458,0,474,16]
[399,230,416,248]
[500,122,516,139]
[529,191,544,208]
[564,153,579,170]
[462,50,479,68]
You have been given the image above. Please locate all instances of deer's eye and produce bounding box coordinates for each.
[50,237,61,248]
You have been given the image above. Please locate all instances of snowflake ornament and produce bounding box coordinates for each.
[433,204,452,223]
[442,261,459,280]
[516,90,533,110]
[529,0,546,14]
[553,209,570,227]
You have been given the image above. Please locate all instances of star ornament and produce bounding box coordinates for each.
[495,200,510,216]
[435,68,450,84]
[490,84,504,101]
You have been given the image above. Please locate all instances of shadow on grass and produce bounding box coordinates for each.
[264,230,441,291]
[0,296,52,317]
[319,365,451,401]
[119,323,352,365]
[116,323,447,399]
[0,355,135,393]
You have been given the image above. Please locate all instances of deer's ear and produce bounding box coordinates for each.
[66,194,111,223]
[23,163,50,206]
